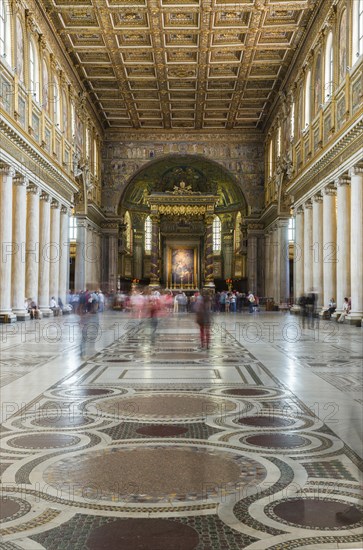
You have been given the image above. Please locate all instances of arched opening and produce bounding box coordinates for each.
[116,154,249,291]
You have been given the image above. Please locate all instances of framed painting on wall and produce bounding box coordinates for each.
[168,247,197,288]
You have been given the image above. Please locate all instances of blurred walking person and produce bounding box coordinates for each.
[196,293,212,350]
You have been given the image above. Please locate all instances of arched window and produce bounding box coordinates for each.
[42,59,49,112]
[235,212,242,252]
[213,216,221,252]
[16,17,24,82]
[268,139,273,178]
[324,31,334,101]
[290,99,295,140]
[124,211,132,253]
[277,125,281,157]
[352,0,363,61]
[339,10,347,84]
[62,89,68,135]
[0,0,11,60]
[288,216,295,243]
[304,69,311,126]
[314,50,322,114]
[144,215,152,253]
[53,76,60,124]
[29,39,39,101]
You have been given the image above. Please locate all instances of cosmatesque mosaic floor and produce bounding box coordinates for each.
[0,312,362,549]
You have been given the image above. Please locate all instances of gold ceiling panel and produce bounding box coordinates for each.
[40,0,320,129]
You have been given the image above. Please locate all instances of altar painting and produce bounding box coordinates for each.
[169,248,197,287]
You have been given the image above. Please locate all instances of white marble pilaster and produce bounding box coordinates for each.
[303,200,313,293]
[334,175,351,317]
[0,163,16,321]
[49,199,60,302]
[294,206,304,302]
[12,175,30,320]
[59,206,69,305]
[277,219,290,307]
[271,225,278,302]
[322,185,337,308]
[347,164,363,323]
[38,192,52,316]
[264,232,271,298]
[25,184,40,305]
[247,233,257,294]
[312,193,324,308]
[108,232,118,292]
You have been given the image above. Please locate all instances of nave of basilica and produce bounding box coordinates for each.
[0,0,362,548]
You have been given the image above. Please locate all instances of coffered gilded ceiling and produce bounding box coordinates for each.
[41,0,320,130]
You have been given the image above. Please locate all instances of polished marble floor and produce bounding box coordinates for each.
[0,311,362,549]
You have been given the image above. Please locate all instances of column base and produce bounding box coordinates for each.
[0,311,17,323]
[13,310,30,321]
[39,308,53,317]
[345,313,362,326]
[149,280,160,288]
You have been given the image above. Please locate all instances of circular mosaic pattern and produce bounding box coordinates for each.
[96,394,238,419]
[43,445,266,503]
[64,388,113,397]
[244,433,308,448]
[136,424,188,437]
[31,415,93,428]
[86,518,199,550]
[222,388,271,397]
[272,498,363,529]
[236,416,295,428]
[8,433,81,449]
[0,496,31,523]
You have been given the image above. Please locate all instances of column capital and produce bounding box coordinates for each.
[336,174,351,186]
[60,205,70,215]
[76,218,87,228]
[304,199,313,209]
[13,174,29,187]
[323,184,337,196]
[295,205,304,215]
[0,163,16,177]
[349,163,363,177]
[150,214,160,223]
[313,192,323,203]
[51,199,60,209]
[40,191,51,202]
[26,183,39,195]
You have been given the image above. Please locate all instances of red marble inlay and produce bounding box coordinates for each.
[222,388,270,397]
[136,424,188,437]
[245,433,307,448]
[0,497,21,520]
[273,498,363,528]
[86,518,199,549]
[237,416,294,428]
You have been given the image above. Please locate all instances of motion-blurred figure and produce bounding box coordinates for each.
[196,293,212,349]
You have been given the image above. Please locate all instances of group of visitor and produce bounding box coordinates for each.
[299,293,352,325]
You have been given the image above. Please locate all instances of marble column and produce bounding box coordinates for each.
[334,175,351,317]
[12,175,30,320]
[204,215,214,287]
[149,214,160,285]
[38,192,52,316]
[312,193,324,308]
[74,218,86,291]
[294,206,304,302]
[85,225,93,289]
[271,225,278,301]
[303,200,313,293]
[223,233,233,279]
[322,185,337,308]
[59,206,69,305]
[247,233,257,294]
[264,232,271,298]
[0,164,16,321]
[108,232,118,292]
[25,184,40,305]
[49,199,60,301]
[347,164,363,323]
[277,219,290,307]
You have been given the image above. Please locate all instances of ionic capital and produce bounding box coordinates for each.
[295,206,304,215]
[27,183,39,195]
[51,199,60,209]
[0,163,16,177]
[60,205,70,215]
[349,163,363,177]
[324,184,337,196]
[304,199,313,210]
[313,192,323,203]
[13,174,29,187]
[40,191,51,202]
[336,174,351,187]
